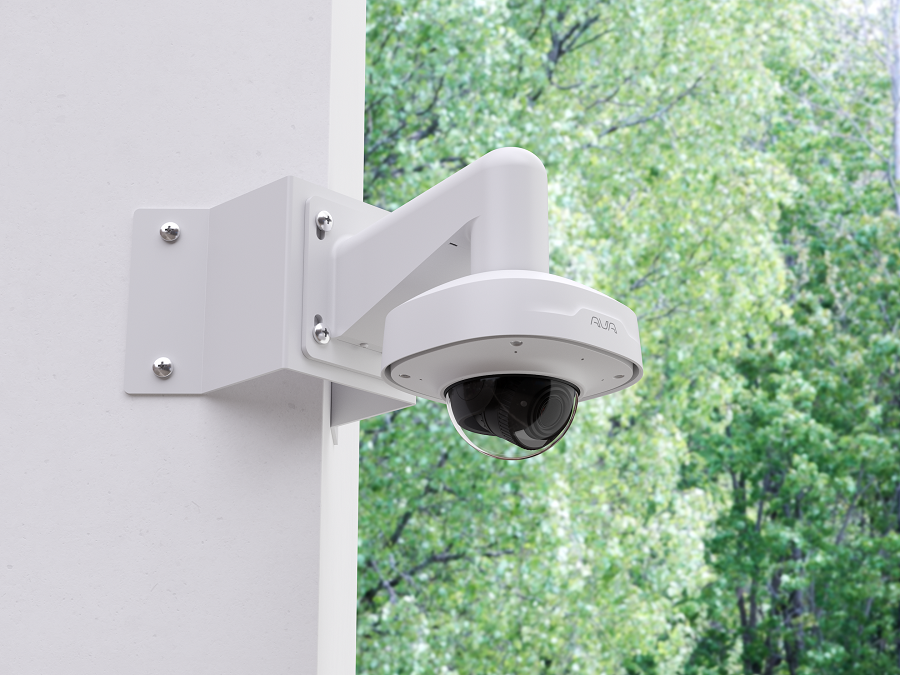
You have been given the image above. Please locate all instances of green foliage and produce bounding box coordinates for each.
[358,0,900,673]
[684,7,900,671]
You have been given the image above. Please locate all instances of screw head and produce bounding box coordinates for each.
[313,322,330,345]
[316,211,333,233]
[160,222,180,242]
[152,357,174,378]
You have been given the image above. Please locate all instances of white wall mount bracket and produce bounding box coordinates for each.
[124,177,416,427]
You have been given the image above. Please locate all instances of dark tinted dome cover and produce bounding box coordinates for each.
[446,375,578,459]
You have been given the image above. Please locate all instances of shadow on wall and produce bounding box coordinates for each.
[202,369,328,460]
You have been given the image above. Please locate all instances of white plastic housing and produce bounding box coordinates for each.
[332,148,549,345]
[381,271,643,402]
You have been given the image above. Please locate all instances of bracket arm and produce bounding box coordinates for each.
[332,147,550,339]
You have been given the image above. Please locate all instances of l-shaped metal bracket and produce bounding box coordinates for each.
[124,177,416,427]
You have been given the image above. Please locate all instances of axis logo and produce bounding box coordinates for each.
[590,316,617,334]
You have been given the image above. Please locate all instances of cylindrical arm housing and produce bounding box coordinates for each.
[468,148,549,274]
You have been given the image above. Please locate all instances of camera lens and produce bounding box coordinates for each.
[445,375,578,460]
[528,391,567,437]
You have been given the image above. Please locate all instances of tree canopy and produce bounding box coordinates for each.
[357,1,900,672]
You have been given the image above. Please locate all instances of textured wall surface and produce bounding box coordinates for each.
[0,1,360,672]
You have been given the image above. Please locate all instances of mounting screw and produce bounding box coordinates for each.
[313,314,330,345]
[152,357,174,378]
[316,211,333,233]
[160,222,180,242]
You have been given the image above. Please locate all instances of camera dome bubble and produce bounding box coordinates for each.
[445,375,578,460]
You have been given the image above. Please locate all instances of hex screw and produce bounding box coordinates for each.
[153,357,174,378]
[160,222,180,242]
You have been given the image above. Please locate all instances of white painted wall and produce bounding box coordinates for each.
[0,1,365,672]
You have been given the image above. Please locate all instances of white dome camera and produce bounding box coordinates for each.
[126,147,641,459]
[382,270,641,459]
[305,147,643,459]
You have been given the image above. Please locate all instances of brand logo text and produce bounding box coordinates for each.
[590,316,617,333]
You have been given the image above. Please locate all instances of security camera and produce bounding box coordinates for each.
[126,146,641,458]
[317,147,643,459]
[380,269,642,459]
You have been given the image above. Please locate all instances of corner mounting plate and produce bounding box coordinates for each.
[124,177,415,426]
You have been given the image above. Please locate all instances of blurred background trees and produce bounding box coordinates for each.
[356,1,900,672]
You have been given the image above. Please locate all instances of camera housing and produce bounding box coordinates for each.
[381,270,643,458]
